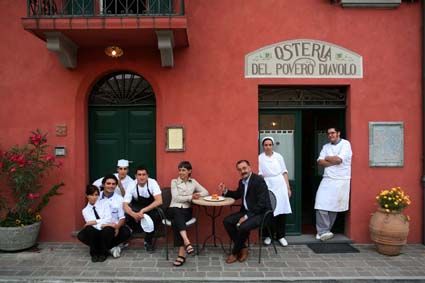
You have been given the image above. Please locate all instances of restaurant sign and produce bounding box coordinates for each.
[245,39,362,78]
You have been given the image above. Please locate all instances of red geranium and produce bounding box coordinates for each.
[0,129,64,227]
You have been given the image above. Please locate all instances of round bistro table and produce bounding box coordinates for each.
[192,196,235,253]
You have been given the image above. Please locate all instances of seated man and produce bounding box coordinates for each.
[99,174,132,258]
[123,166,163,252]
[219,160,271,263]
[93,159,134,196]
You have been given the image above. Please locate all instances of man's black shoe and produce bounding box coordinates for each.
[144,242,155,253]
[97,255,107,262]
[91,256,99,262]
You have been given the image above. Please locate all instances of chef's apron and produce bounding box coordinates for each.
[314,177,350,212]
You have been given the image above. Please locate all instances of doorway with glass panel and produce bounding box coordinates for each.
[259,86,347,236]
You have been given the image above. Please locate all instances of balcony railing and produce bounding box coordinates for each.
[27,0,185,17]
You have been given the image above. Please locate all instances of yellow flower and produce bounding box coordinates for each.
[35,214,42,221]
[384,204,388,208]
[15,219,21,225]
[385,209,390,213]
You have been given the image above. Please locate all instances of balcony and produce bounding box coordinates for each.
[22,0,188,68]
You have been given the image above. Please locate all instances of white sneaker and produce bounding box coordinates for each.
[315,234,321,240]
[278,237,288,247]
[110,246,121,258]
[320,232,334,241]
[263,237,272,245]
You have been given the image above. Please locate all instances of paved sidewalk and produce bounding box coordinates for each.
[1,242,425,282]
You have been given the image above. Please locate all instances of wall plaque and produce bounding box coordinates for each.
[166,126,185,152]
[245,39,363,78]
[369,122,404,167]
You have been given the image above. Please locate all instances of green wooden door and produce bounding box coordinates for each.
[259,111,302,235]
[88,71,156,183]
[89,106,156,182]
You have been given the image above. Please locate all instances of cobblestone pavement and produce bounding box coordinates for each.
[1,242,425,282]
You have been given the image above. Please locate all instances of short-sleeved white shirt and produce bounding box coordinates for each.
[82,199,112,230]
[123,178,161,203]
[317,139,352,179]
[99,191,125,224]
[93,174,134,196]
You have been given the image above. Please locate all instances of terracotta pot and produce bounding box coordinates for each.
[369,208,409,256]
[0,222,41,251]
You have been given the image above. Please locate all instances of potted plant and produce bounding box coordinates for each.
[0,129,64,251]
[369,187,411,256]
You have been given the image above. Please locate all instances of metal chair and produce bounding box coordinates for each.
[159,187,199,260]
[258,190,278,263]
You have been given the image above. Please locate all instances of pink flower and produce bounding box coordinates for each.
[45,154,55,162]
[27,193,40,200]
[9,167,16,173]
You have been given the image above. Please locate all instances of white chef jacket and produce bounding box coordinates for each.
[259,152,292,215]
[99,191,125,224]
[315,138,353,212]
[82,199,112,230]
[93,174,134,196]
[317,139,352,179]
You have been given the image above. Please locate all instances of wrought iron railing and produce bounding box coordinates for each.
[27,0,185,17]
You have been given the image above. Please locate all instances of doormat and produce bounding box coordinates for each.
[307,243,360,254]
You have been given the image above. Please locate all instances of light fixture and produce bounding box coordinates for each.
[105,46,123,58]
[271,121,277,127]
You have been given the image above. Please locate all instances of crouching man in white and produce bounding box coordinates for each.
[314,127,352,241]
[99,174,132,258]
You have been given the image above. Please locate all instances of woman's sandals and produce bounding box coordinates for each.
[185,243,195,255]
[173,255,186,267]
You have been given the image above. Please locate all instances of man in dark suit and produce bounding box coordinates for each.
[219,160,271,263]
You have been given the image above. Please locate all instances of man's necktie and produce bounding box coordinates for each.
[93,206,100,220]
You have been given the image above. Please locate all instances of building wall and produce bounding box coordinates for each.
[0,0,422,243]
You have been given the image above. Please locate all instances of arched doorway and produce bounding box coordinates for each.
[88,71,156,182]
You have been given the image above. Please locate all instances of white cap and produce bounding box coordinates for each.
[261,136,275,145]
[117,159,129,167]
[140,214,154,233]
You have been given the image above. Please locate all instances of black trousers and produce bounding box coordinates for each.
[125,209,161,244]
[223,211,263,255]
[262,214,286,240]
[77,226,115,257]
[166,207,192,247]
[112,225,132,247]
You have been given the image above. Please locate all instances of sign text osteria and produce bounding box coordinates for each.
[245,39,363,78]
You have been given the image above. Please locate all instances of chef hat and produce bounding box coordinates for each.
[261,136,275,145]
[140,214,154,233]
[117,159,129,167]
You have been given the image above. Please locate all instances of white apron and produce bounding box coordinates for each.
[314,177,350,212]
[259,152,292,216]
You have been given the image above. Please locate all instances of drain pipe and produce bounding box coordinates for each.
[422,0,425,245]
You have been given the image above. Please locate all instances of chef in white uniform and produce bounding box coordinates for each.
[259,136,292,247]
[93,159,134,196]
[314,127,352,241]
